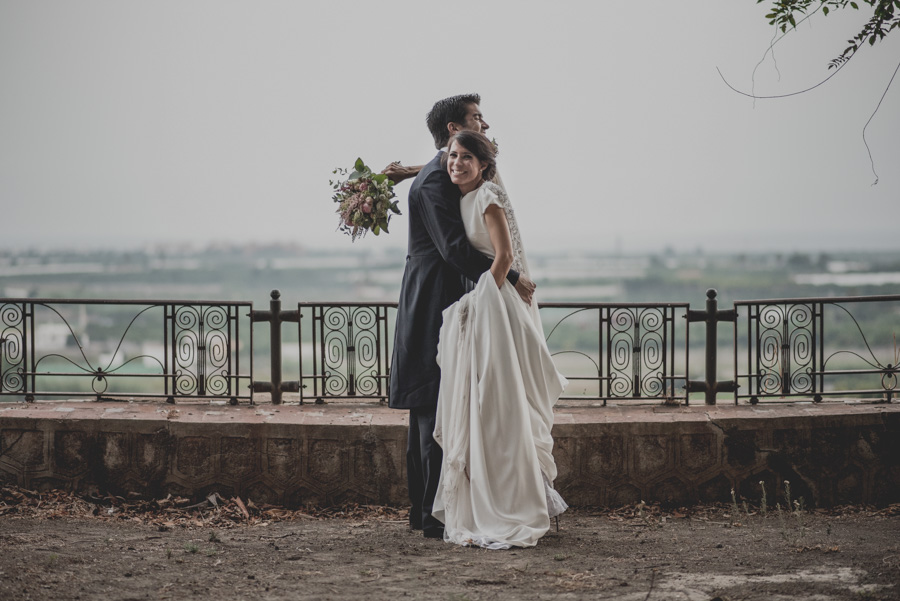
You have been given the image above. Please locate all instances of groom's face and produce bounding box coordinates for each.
[452,103,490,135]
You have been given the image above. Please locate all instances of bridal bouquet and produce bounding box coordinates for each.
[331,158,401,241]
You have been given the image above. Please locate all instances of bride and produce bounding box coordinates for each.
[431,131,568,549]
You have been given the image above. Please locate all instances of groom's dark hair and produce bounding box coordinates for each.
[426,93,481,150]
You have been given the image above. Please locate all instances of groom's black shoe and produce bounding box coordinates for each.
[423,526,444,539]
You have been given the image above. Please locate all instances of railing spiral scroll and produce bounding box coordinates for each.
[299,303,392,404]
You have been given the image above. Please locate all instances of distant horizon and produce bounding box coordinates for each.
[3,236,900,257]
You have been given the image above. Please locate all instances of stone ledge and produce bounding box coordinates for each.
[1,401,897,508]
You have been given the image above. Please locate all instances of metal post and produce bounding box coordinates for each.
[251,290,300,405]
[269,291,283,404]
[704,289,718,405]
[687,289,737,405]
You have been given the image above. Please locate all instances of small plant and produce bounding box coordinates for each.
[637,500,646,520]
[204,548,217,557]
[208,531,220,543]
[797,514,809,543]
[185,542,199,554]
[759,481,768,517]
[784,480,793,512]
[742,500,750,519]
[553,554,568,561]
[776,503,788,541]
[166,549,173,560]
[730,488,740,525]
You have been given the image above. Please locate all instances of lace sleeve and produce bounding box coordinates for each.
[482,182,525,275]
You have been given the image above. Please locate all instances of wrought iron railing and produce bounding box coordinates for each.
[540,302,689,405]
[297,302,394,404]
[0,298,253,403]
[2,289,898,405]
[289,300,690,406]
[734,295,900,403]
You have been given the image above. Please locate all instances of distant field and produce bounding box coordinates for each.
[4,247,900,403]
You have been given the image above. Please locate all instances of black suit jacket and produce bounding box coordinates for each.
[388,152,518,410]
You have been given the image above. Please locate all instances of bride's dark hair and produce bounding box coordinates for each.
[442,131,498,182]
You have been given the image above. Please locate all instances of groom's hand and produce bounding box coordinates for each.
[380,162,422,184]
[514,275,536,306]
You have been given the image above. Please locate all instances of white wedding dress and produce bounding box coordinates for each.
[432,181,568,549]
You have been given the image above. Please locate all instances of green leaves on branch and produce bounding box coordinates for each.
[347,157,368,181]
[755,0,899,68]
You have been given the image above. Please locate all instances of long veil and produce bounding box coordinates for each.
[489,175,542,327]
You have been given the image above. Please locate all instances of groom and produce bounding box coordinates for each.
[388,93,535,538]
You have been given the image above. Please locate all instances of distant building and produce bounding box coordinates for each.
[35,324,87,351]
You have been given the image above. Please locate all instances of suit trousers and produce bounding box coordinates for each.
[407,406,444,535]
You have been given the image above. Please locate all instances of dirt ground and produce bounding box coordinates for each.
[1,489,898,601]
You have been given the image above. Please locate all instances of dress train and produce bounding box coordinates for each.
[432,271,567,549]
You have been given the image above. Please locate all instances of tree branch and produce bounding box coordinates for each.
[717,43,856,99]
[862,56,900,185]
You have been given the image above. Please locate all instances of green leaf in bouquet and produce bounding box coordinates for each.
[372,173,388,184]
[373,224,381,235]
[354,157,366,173]
[378,219,389,233]
[390,201,402,215]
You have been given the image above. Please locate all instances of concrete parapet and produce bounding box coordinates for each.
[1,401,897,508]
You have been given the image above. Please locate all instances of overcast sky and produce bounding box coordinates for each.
[1,1,898,255]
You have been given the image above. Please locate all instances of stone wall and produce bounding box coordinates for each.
[1,402,897,508]
[0,405,408,507]
[552,406,900,508]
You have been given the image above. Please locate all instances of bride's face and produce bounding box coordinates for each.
[447,140,485,195]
